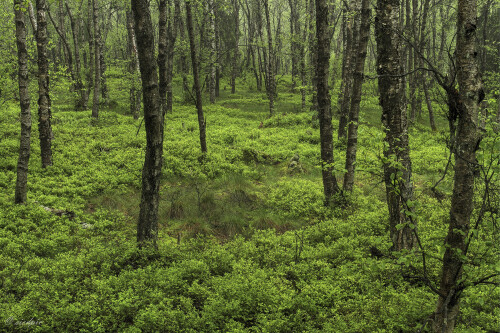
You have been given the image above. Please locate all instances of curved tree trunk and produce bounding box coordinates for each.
[132,0,164,248]
[316,0,341,205]
[433,0,483,329]
[14,0,32,204]
[375,0,415,250]
[35,0,53,167]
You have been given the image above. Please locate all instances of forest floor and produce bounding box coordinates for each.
[0,73,498,332]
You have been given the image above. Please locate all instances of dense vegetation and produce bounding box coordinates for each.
[1,70,499,331]
[2,0,500,330]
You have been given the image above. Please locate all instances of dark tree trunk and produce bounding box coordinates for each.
[85,0,94,110]
[132,0,164,248]
[36,0,53,168]
[158,0,168,113]
[343,0,370,192]
[166,0,179,112]
[185,0,207,153]
[338,0,358,139]
[66,3,86,110]
[316,0,341,205]
[14,0,32,204]
[263,0,275,115]
[231,0,239,94]
[91,0,100,118]
[209,0,216,103]
[100,41,108,103]
[47,6,76,87]
[375,0,415,250]
[288,0,298,90]
[433,0,483,329]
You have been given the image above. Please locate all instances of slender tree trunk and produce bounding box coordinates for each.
[126,10,141,119]
[14,0,32,204]
[231,0,239,94]
[132,0,164,248]
[66,3,86,109]
[433,0,483,329]
[158,0,168,113]
[263,0,275,115]
[100,41,108,103]
[343,0,370,192]
[338,0,358,139]
[91,0,100,118]
[375,0,415,250]
[185,0,207,153]
[47,7,76,86]
[85,1,93,109]
[27,1,37,32]
[35,0,53,167]
[166,0,179,113]
[209,0,216,103]
[316,0,341,205]
[308,0,317,110]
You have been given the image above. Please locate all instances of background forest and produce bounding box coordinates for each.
[0,0,499,331]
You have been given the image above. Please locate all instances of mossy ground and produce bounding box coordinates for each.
[0,72,498,332]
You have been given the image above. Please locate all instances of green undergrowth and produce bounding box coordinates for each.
[0,74,499,332]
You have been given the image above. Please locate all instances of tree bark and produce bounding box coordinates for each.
[132,0,164,248]
[308,0,317,110]
[375,0,415,250]
[343,0,370,192]
[66,2,86,110]
[338,0,358,139]
[231,0,239,94]
[263,0,275,116]
[209,0,216,103]
[166,0,179,112]
[126,10,141,119]
[185,0,207,153]
[14,0,32,204]
[158,0,168,113]
[91,0,100,118]
[316,0,341,205]
[433,0,483,329]
[35,0,53,168]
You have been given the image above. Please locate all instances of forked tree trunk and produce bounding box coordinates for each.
[185,0,207,153]
[316,0,341,205]
[343,0,370,192]
[132,0,164,248]
[433,0,483,330]
[14,0,32,204]
[91,0,100,118]
[35,0,53,167]
[375,0,416,251]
